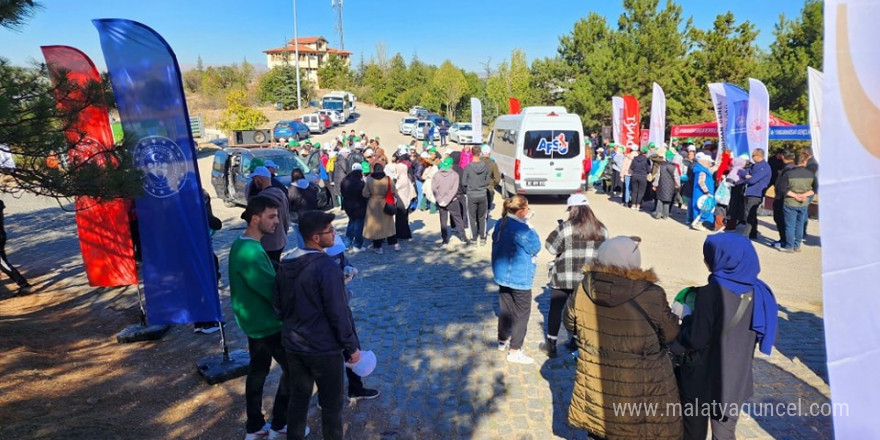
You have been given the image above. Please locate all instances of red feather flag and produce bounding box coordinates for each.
[41,45,138,287]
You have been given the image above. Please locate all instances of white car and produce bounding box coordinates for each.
[318,109,342,126]
[449,122,475,144]
[409,106,427,116]
[399,117,418,134]
[299,113,326,134]
[412,120,440,141]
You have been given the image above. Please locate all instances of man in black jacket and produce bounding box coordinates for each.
[275,211,360,440]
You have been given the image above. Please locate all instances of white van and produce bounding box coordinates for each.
[488,106,586,197]
[299,113,325,134]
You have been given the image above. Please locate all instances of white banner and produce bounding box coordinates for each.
[808,66,824,162]
[821,1,880,438]
[470,97,482,144]
[746,78,770,156]
[708,83,727,152]
[648,83,666,147]
[612,96,623,145]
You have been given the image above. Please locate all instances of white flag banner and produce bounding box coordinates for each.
[746,78,770,156]
[822,2,880,438]
[808,66,824,162]
[470,97,482,144]
[648,83,666,147]
[612,96,624,145]
[708,83,728,152]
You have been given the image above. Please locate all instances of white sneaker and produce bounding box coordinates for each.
[507,350,535,364]
[370,247,384,254]
[393,243,401,251]
[244,429,269,440]
[268,425,309,439]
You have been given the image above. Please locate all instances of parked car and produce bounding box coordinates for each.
[273,120,310,142]
[299,113,325,134]
[412,120,440,141]
[414,108,429,120]
[409,106,427,116]
[399,117,418,135]
[210,147,317,207]
[318,109,343,126]
[318,112,333,130]
[427,114,451,129]
[449,122,475,144]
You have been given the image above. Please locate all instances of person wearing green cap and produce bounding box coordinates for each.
[431,157,470,246]
[652,149,681,219]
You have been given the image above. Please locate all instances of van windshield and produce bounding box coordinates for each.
[523,130,581,159]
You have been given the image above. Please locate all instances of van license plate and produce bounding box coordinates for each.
[526,180,546,187]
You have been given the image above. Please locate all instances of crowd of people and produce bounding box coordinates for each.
[586,138,819,252]
[490,192,779,439]
[226,128,802,439]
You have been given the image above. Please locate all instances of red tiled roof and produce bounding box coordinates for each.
[263,44,320,54]
[290,36,324,44]
[327,48,352,56]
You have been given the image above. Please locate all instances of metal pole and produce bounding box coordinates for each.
[293,0,302,109]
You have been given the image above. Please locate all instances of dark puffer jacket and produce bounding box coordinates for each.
[564,264,682,440]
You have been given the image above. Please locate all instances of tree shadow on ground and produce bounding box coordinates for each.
[773,306,828,383]
[750,358,833,439]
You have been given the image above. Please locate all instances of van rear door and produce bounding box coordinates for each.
[519,125,583,192]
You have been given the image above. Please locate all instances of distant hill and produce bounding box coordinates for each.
[178,61,269,73]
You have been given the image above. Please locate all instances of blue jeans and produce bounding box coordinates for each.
[415,180,425,210]
[624,176,632,204]
[783,204,808,250]
[345,217,365,248]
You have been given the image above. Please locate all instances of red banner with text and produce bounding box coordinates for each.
[621,95,641,147]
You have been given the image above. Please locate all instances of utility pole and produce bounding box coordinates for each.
[332,0,344,50]
[293,0,302,109]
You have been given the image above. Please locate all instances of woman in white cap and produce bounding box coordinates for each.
[543,193,607,357]
[564,236,682,440]
[690,152,716,231]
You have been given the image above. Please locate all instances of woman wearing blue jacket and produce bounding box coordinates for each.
[491,195,542,364]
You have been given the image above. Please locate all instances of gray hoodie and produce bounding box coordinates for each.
[431,168,459,208]
[462,160,490,198]
[257,186,290,252]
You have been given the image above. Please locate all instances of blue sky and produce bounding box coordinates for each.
[0,0,809,73]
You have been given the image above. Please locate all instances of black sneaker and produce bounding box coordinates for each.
[545,337,558,358]
[349,388,380,401]
[565,337,578,351]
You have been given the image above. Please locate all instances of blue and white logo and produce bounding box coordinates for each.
[134,136,189,198]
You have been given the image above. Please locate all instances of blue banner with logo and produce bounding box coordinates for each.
[769,125,812,141]
[94,19,221,325]
[723,83,750,157]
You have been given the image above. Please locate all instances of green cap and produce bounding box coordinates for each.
[422,141,429,147]
[685,138,694,144]
[362,160,371,172]
[313,142,321,148]
[640,146,649,153]
[438,157,453,170]
[609,142,616,147]
[585,139,592,146]
[648,141,656,148]
[428,147,437,153]
[374,136,380,140]
[249,158,265,172]
[288,139,299,147]
[665,149,675,161]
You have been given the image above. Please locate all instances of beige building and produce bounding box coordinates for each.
[263,36,351,87]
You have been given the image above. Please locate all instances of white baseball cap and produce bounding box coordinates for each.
[567,193,589,207]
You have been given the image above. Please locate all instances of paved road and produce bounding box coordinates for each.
[2,104,830,439]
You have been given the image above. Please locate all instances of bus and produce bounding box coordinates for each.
[321,91,353,121]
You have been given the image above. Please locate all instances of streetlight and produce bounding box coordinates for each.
[293,0,302,109]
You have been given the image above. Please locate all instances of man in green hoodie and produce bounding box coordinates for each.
[230,196,300,440]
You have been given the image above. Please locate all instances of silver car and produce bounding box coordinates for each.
[399,117,418,134]
[449,122,474,144]
[412,120,440,141]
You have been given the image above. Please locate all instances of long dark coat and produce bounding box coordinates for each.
[655,162,680,203]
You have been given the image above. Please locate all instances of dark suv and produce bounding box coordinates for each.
[210,147,316,207]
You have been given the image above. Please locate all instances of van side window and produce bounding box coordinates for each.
[523,130,581,159]
[493,129,516,157]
